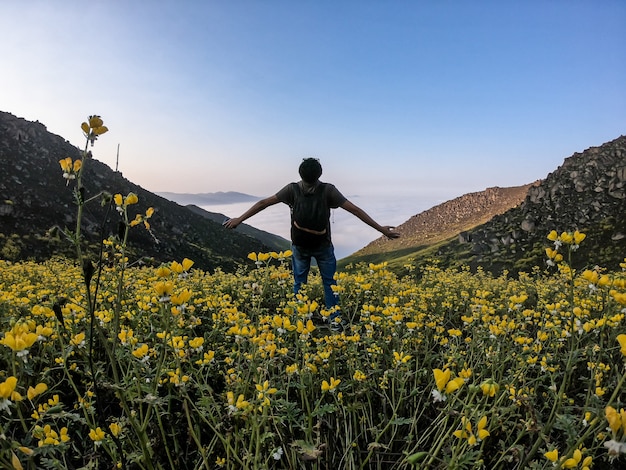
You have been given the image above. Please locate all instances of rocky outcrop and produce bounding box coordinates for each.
[453,136,626,271]
[0,111,276,270]
[347,135,625,275]
[356,184,535,256]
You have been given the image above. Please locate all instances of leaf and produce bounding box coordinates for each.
[291,440,325,461]
[311,403,336,417]
[389,416,414,425]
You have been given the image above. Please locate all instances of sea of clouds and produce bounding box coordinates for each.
[201,193,443,259]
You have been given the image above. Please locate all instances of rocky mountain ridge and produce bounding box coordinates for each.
[356,184,536,256]
[454,135,626,272]
[347,135,626,274]
[0,111,284,270]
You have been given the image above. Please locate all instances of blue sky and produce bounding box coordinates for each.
[1,1,625,207]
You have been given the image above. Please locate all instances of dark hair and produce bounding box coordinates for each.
[299,158,322,183]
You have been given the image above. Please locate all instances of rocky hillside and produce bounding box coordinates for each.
[450,135,626,273]
[355,184,536,256]
[0,111,285,271]
[344,135,626,275]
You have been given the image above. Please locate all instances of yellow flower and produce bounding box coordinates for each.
[125,193,138,205]
[59,157,73,173]
[445,377,465,394]
[545,247,563,262]
[563,448,582,468]
[132,344,149,359]
[255,380,278,401]
[109,422,122,437]
[544,449,559,462]
[296,319,316,335]
[393,351,412,364]
[248,252,271,263]
[480,380,499,398]
[433,368,451,392]
[88,115,104,128]
[71,332,86,347]
[547,230,558,241]
[37,425,70,446]
[11,450,24,470]
[155,281,174,298]
[182,258,194,271]
[1,327,38,352]
[82,115,108,141]
[476,416,490,440]
[453,416,489,446]
[88,427,106,442]
[353,370,367,382]
[573,230,586,244]
[27,383,48,401]
[0,376,18,399]
[156,266,171,277]
[605,406,626,434]
[171,288,192,306]
[114,194,124,206]
[321,377,341,393]
[189,337,204,349]
[235,394,250,410]
[617,334,626,356]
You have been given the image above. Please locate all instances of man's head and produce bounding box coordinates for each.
[299,158,322,184]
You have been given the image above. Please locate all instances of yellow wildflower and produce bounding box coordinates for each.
[88,427,106,443]
[617,334,626,356]
[321,377,341,393]
[109,422,122,437]
[27,383,48,401]
[544,449,558,462]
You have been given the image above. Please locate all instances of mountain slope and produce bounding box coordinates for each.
[342,136,626,274]
[184,204,290,252]
[360,185,535,255]
[0,111,275,271]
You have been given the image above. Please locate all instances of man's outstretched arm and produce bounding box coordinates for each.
[223,195,280,229]
[340,200,400,239]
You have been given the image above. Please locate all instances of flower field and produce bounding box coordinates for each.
[1,116,626,469]
[1,243,626,469]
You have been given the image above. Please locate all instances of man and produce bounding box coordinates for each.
[224,158,400,332]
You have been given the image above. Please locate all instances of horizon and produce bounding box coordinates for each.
[1,1,624,207]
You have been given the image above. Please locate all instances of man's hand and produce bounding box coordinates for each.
[381,226,400,239]
[223,218,241,229]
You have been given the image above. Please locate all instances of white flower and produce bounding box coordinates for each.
[272,446,284,460]
[604,439,626,456]
[0,399,13,414]
[431,389,446,403]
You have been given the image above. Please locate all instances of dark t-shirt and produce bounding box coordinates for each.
[276,181,347,246]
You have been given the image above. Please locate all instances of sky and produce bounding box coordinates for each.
[1,1,625,257]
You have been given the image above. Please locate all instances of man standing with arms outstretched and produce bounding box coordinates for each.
[224,158,400,332]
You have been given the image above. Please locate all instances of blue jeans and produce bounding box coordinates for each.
[291,244,340,320]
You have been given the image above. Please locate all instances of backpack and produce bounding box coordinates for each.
[290,182,330,248]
